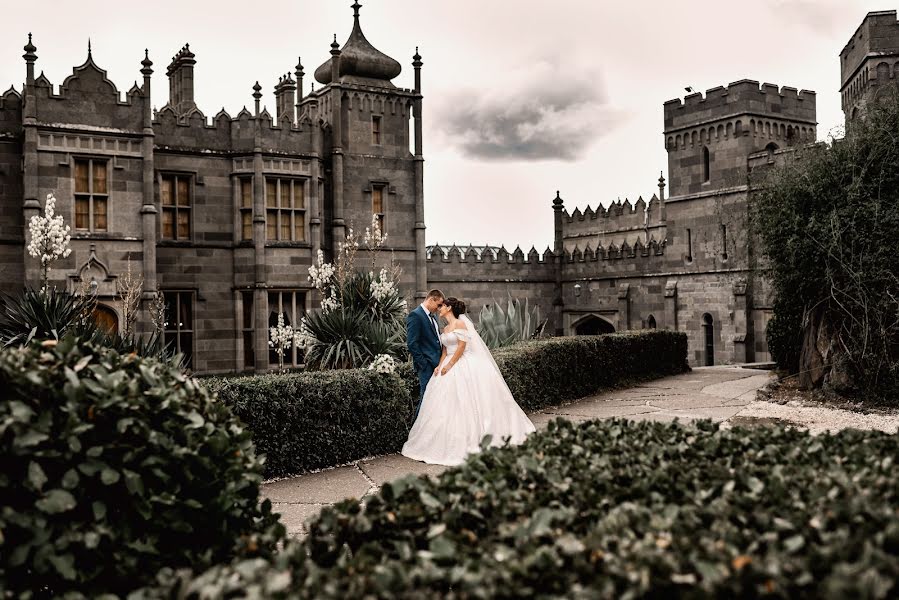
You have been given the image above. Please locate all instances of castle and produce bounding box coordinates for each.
[0,4,894,372]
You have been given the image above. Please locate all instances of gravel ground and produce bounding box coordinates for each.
[730,399,899,435]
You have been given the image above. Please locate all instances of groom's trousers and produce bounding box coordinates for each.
[414,368,433,419]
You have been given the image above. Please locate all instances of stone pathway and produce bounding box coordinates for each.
[262,366,772,537]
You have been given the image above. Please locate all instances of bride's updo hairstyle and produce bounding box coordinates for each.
[445,297,466,317]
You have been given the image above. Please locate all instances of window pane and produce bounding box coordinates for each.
[266,179,277,208]
[180,332,193,369]
[75,197,90,229]
[74,160,89,194]
[294,183,305,209]
[161,176,174,206]
[179,293,193,331]
[163,293,177,332]
[241,211,253,241]
[268,292,280,321]
[266,210,277,240]
[280,210,290,241]
[242,292,254,329]
[162,209,175,239]
[94,198,108,231]
[295,212,306,242]
[241,179,253,208]
[376,213,385,234]
[372,187,383,213]
[177,178,190,206]
[93,161,107,194]
[243,331,254,368]
[177,209,190,239]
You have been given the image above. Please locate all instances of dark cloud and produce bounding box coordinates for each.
[432,58,628,161]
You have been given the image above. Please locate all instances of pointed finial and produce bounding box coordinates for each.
[252,81,262,97]
[331,34,339,49]
[88,38,92,58]
[352,1,361,18]
[24,32,36,54]
[658,171,666,185]
[141,48,153,74]
[296,57,304,78]
[413,46,422,67]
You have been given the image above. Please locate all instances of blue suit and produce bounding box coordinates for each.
[406,305,442,416]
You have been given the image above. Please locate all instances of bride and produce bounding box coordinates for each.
[402,297,535,466]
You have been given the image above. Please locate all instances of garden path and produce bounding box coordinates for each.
[262,365,773,538]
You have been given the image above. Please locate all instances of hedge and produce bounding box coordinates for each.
[204,331,689,479]
[139,418,899,598]
[0,337,284,598]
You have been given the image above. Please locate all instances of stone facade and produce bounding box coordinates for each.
[1,7,892,371]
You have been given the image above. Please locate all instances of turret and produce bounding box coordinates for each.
[274,73,296,124]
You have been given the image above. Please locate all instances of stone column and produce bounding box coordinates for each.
[139,51,158,335]
[617,283,630,331]
[664,280,678,330]
[22,35,40,288]
[732,277,750,362]
[251,82,269,372]
[412,49,426,299]
[329,40,346,244]
[552,191,565,335]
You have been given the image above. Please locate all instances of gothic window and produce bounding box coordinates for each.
[702,313,714,366]
[646,314,657,329]
[268,290,306,367]
[372,184,386,234]
[241,291,254,369]
[721,224,728,260]
[372,115,382,145]
[701,146,710,183]
[239,178,253,241]
[163,291,194,369]
[686,228,693,262]
[73,157,108,232]
[160,173,192,240]
[265,178,306,242]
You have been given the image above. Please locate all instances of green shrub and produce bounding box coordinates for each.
[203,365,417,478]
[494,330,689,411]
[139,418,899,599]
[0,337,284,598]
[205,331,687,478]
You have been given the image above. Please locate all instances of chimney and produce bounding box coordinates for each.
[273,73,296,124]
[166,44,196,114]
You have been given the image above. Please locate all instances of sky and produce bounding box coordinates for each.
[0,0,887,249]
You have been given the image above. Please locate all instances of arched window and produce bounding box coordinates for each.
[92,304,119,336]
[702,146,710,183]
[573,315,615,336]
[702,313,714,366]
[646,315,657,329]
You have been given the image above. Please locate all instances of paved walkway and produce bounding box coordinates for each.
[262,366,772,537]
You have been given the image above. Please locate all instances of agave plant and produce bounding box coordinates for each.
[477,296,547,349]
[0,287,95,347]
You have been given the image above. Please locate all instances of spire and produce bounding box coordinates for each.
[252,80,262,115]
[331,34,340,54]
[88,38,92,59]
[352,0,361,19]
[315,3,402,86]
[141,49,153,76]
[553,190,564,210]
[295,57,304,80]
[23,32,36,55]
[23,33,37,85]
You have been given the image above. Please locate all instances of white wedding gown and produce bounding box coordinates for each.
[402,317,536,466]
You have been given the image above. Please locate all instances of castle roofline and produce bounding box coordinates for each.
[840,10,898,56]
[664,80,816,107]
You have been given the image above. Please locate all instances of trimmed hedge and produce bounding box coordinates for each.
[140,418,899,599]
[0,337,284,598]
[204,331,689,479]
[203,365,418,478]
[494,330,689,412]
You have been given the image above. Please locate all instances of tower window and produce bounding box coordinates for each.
[372,115,382,145]
[160,173,192,240]
[372,185,386,234]
[701,146,710,183]
[74,157,109,232]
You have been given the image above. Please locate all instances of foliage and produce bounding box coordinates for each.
[477,295,547,349]
[493,330,689,412]
[0,287,94,347]
[268,312,302,373]
[140,418,899,599]
[202,365,416,478]
[753,97,899,397]
[0,337,285,598]
[203,331,687,478]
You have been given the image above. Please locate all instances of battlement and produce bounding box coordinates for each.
[841,11,899,86]
[664,80,816,132]
[563,195,659,226]
[564,237,666,263]
[426,244,554,265]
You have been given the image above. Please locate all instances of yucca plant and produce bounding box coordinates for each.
[477,296,547,349]
[303,307,404,370]
[0,287,95,347]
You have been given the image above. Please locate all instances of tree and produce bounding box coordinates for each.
[753,97,899,399]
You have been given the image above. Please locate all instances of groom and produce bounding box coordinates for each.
[407,289,444,417]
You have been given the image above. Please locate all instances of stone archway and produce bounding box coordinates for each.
[573,314,615,336]
[92,304,119,336]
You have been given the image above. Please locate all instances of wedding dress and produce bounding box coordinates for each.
[401,315,535,466]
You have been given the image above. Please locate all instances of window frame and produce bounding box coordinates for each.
[238,177,253,242]
[371,183,386,235]
[73,156,110,233]
[163,290,195,370]
[267,290,306,368]
[264,177,307,243]
[240,290,255,370]
[159,172,193,241]
[372,114,382,145]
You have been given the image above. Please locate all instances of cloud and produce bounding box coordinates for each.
[765,0,861,35]
[431,57,628,162]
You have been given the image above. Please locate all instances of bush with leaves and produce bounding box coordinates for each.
[139,418,899,599]
[0,337,285,598]
[203,331,687,478]
[753,97,899,398]
[477,296,547,349]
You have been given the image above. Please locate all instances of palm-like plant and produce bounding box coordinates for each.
[0,288,95,347]
[477,296,547,349]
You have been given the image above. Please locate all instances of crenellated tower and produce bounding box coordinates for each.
[663,80,817,198]
[840,10,899,122]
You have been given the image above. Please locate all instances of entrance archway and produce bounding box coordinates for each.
[92,304,119,336]
[573,315,615,336]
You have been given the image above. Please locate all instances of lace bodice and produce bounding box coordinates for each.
[440,328,470,357]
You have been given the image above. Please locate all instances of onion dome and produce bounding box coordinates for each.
[314,1,402,87]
